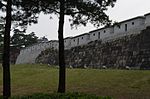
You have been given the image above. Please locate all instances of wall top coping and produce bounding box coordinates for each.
[118,16,145,24]
[144,13,150,16]
[48,40,58,43]
[64,37,73,40]
[72,33,89,39]
[89,26,113,33]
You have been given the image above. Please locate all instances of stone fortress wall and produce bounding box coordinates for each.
[36,28,150,69]
[16,13,150,64]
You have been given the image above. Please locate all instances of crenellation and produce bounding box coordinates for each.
[16,12,150,64]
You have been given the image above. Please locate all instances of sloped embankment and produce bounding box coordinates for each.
[36,27,150,69]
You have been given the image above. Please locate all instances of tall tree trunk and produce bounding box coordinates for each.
[2,0,12,98]
[57,0,66,93]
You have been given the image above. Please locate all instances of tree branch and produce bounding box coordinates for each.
[0,1,6,8]
[65,11,86,15]
[48,8,60,14]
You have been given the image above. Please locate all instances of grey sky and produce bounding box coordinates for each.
[26,0,150,40]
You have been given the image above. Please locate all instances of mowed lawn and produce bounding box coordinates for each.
[0,64,150,99]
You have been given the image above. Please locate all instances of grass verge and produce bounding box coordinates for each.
[0,64,150,99]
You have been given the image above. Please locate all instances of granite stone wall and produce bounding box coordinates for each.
[36,27,150,69]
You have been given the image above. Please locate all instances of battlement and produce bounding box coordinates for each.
[16,12,150,64]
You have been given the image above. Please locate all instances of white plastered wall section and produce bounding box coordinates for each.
[70,37,78,48]
[70,34,90,48]
[101,17,145,42]
[89,30,101,41]
[77,34,90,46]
[64,38,72,49]
[100,27,114,41]
[114,17,145,34]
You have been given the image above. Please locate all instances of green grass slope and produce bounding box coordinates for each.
[0,64,150,99]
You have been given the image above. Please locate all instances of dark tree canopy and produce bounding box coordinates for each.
[1,0,116,29]
[11,30,38,48]
[13,0,116,27]
[0,14,38,49]
[0,0,40,49]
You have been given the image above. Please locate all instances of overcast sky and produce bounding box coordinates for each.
[26,0,150,40]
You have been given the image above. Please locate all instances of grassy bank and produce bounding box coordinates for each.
[0,64,150,99]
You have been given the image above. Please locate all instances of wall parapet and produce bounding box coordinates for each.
[16,12,150,64]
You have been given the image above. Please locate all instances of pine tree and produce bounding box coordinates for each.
[34,0,117,93]
[2,0,12,98]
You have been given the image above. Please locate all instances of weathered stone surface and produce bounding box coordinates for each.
[36,27,150,69]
